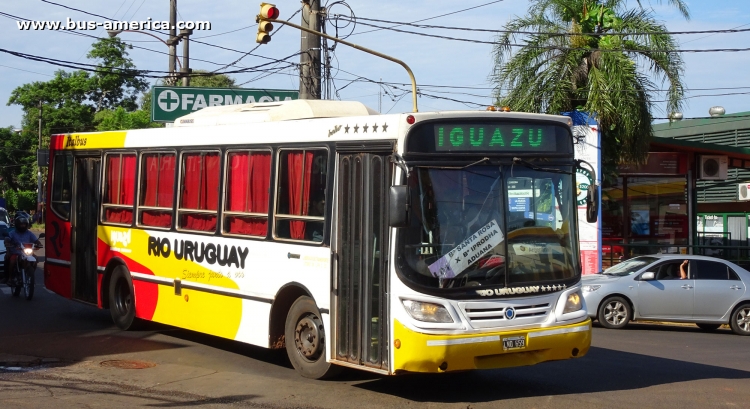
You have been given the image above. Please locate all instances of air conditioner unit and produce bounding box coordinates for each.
[739,182,750,201]
[699,155,728,180]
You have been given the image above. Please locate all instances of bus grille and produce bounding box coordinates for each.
[459,300,552,329]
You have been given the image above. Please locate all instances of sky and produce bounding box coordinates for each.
[1,0,748,129]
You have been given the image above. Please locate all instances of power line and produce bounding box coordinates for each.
[336,18,750,53]
[0,64,55,77]
[0,47,300,79]
[348,0,506,37]
[38,0,295,65]
[342,15,750,37]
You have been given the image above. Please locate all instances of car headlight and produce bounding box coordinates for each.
[582,285,601,293]
[402,300,454,323]
[562,290,583,314]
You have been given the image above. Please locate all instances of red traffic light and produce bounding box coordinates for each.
[260,3,279,19]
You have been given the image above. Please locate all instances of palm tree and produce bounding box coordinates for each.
[491,0,689,163]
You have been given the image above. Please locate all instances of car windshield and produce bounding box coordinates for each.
[602,257,658,276]
[396,164,579,293]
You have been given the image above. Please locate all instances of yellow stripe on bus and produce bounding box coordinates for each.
[62,131,127,150]
[98,226,243,340]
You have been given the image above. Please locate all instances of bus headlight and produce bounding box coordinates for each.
[402,300,454,323]
[582,285,601,292]
[562,290,583,314]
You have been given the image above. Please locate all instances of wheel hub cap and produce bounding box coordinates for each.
[295,314,323,361]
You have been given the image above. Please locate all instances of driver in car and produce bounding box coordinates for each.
[1,216,42,284]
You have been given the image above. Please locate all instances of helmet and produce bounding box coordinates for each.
[15,216,29,232]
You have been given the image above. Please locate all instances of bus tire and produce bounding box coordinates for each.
[109,265,139,330]
[284,296,340,379]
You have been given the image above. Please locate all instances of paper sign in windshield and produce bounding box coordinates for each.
[428,219,504,279]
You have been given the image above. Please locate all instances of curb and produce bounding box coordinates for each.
[0,354,60,368]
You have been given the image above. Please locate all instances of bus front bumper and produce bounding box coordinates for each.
[392,318,591,373]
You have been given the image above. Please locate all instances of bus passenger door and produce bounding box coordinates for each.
[334,153,391,371]
[71,156,101,304]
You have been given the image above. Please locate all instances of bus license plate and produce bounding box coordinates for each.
[503,336,526,351]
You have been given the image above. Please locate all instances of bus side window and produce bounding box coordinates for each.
[138,152,176,229]
[51,152,74,220]
[178,151,220,233]
[102,153,137,225]
[275,149,327,243]
[223,150,272,237]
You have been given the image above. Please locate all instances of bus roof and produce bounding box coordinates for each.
[173,100,380,127]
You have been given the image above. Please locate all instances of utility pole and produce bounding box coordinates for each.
[299,0,321,99]
[181,28,192,86]
[37,100,42,220]
[166,0,179,85]
[379,78,382,112]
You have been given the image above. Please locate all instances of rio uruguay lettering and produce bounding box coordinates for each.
[147,237,249,269]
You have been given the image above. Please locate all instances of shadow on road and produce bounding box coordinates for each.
[349,346,750,402]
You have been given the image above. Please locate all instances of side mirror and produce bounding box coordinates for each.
[38,233,45,239]
[389,185,409,228]
[640,272,655,281]
[586,184,599,223]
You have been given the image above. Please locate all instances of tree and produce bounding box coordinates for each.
[491,0,689,164]
[185,70,237,88]
[95,107,161,131]
[5,38,153,194]
[0,127,36,192]
[87,38,149,111]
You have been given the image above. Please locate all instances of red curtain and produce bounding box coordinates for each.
[158,155,175,207]
[288,151,313,239]
[140,154,175,228]
[142,155,159,207]
[226,152,271,236]
[181,152,219,231]
[104,154,135,224]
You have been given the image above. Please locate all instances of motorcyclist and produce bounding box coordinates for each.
[2,216,42,284]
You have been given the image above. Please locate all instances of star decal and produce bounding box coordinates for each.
[381,123,388,132]
[372,123,379,132]
[344,125,350,133]
[363,123,369,133]
[353,124,359,133]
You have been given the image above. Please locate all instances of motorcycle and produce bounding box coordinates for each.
[4,238,43,300]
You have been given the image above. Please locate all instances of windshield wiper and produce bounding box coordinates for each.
[512,157,572,175]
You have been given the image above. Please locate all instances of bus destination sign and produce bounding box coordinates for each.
[434,124,557,152]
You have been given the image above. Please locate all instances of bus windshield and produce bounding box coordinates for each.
[397,164,579,293]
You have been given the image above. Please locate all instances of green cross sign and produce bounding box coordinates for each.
[151,86,299,122]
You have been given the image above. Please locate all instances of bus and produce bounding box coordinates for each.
[44,99,594,378]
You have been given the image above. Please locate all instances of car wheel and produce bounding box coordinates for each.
[284,296,341,379]
[729,303,750,336]
[696,323,721,331]
[598,296,631,329]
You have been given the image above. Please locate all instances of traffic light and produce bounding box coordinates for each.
[256,3,279,44]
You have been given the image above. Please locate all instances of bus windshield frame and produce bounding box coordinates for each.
[395,118,580,299]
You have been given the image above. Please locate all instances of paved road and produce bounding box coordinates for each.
[1,258,749,407]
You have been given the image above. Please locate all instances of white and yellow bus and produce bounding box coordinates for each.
[44,100,593,378]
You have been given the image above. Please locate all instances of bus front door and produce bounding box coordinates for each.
[71,156,100,304]
[335,153,390,371]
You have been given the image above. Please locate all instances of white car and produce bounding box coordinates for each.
[582,255,750,335]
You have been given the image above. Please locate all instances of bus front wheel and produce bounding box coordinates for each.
[109,266,139,330]
[284,296,340,379]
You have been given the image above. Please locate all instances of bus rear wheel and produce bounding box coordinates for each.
[109,266,139,330]
[284,296,340,379]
